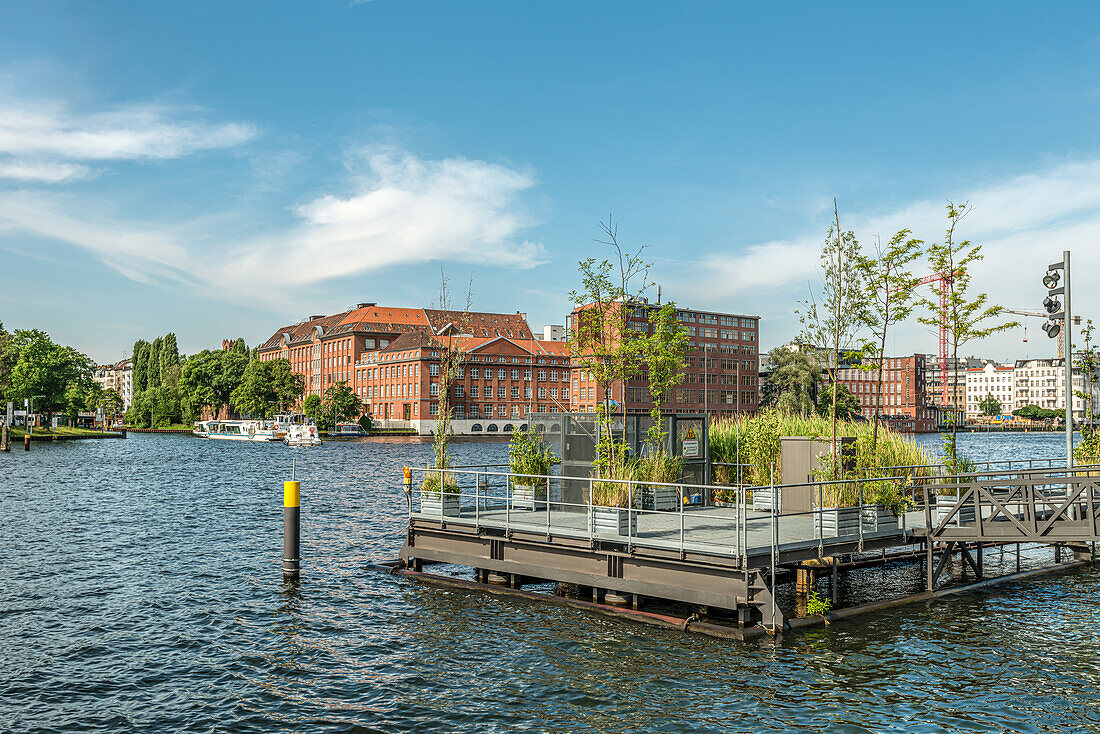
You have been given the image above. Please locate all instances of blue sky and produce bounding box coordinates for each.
[3,1,1100,362]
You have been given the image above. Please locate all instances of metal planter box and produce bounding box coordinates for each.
[588,506,637,537]
[653,485,679,511]
[754,485,781,513]
[816,506,860,537]
[420,490,461,517]
[511,484,546,511]
[862,504,899,533]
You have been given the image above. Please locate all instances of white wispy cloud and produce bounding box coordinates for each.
[213,146,545,296]
[0,160,93,183]
[0,145,545,302]
[686,156,1100,357]
[0,95,257,182]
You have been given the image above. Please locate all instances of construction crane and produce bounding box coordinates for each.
[1003,308,1081,359]
[906,270,958,407]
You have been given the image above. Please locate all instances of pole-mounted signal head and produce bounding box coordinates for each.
[403,465,412,485]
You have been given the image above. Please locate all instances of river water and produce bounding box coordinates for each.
[4,432,1100,733]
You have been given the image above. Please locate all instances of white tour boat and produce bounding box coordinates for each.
[284,424,322,447]
[193,420,278,442]
[333,422,366,436]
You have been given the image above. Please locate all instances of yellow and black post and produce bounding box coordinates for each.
[283,480,300,581]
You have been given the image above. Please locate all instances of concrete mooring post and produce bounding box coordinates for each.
[283,480,300,581]
[1,423,9,452]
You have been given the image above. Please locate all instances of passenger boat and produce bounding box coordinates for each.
[192,420,278,442]
[333,422,366,436]
[284,424,322,447]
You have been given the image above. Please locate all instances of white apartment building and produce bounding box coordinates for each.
[92,359,133,410]
[965,363,1016,418]
[965,358,1100,421]
[1013,358,1098,421]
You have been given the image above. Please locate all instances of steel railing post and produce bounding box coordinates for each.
[679,489,685,555]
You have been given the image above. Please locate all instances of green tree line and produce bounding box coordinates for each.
[0,321,120,426]
[126,335,307,428]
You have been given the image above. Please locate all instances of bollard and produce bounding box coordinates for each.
[24,433,30,451]
[1,424,8,452]
[283,480,300,581]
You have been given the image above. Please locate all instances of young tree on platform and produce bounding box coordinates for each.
[1074,319,1098,432]
[568,217,651,483]
[917,203,1017,465]
[797,200,868,479]
[429,271,473,481]
[855,229,922,458]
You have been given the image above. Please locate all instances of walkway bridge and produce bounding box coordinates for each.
[917,465,1100,590]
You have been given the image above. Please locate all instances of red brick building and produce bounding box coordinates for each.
[352,332,570,433]
[256,303,534,400]
[567,300,759,419]
[833,354,937,433]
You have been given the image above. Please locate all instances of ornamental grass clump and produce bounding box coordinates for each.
[591,441,638,508]
[709,409,934,494]
[508,426,560,486]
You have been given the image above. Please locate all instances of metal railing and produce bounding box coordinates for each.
[403,465,934,564]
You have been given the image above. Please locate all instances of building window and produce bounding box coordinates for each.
[497,368,506,379]
[538,370,546,381]
[538,387,547,399]
[430,364,439,376]
[471,367,479,379]
[430,403,439,416]
[524,369,532,380]
[511,369,520,380]
[430,383,439,396]
[454,385,464,398]
[497,386,506,399]
[525,387,532,399]
[471,385,479,398]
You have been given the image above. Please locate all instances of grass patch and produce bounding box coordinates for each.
[9,426,118,438]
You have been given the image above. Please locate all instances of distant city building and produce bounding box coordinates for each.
[965,363,1016,419]
[355,332,570,434]
[542,324,565,342]
[567,300,759,419]
[92,359,132,410]
[256,303,535,400]
[1012,358,1099,421]
[834,354,937,433]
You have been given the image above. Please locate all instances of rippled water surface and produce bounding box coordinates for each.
[4,432,1100,733]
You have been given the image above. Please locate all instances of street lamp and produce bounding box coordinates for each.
[1044,252,1072,466]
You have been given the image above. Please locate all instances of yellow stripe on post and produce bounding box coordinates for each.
[284,480,301,508]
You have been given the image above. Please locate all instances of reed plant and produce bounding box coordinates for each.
[508,425,560,486]
[591,441,638,508]
[709,408,934,493]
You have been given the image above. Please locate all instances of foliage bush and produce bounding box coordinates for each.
[807,591,832,616]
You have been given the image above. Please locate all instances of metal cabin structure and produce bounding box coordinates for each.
[399,461,1100,630]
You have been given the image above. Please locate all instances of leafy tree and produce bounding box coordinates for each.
[231,338,248,355]
[97,388,124,420]
[917,203,1018,464]
[798,200,868,476]
[160,333,180,387]
[854,229,922,458]
[302,393,322,423]
[568,217,651,479]
[230,359,303,418]
[149,337,163,389]
[320,381,360,431]
[178,348,248,420]
[132,341,150,393]
[979,393,1001,417]
[0,321,13,404]
[8,330,95,423]
[641,300,689,449]
[1075,319,1099,431]
[817,381,861,421]
[761,346,823,416]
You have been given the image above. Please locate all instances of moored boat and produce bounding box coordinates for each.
[284,424,322,447]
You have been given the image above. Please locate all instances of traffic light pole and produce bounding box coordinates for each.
[1064,250,1073,468]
